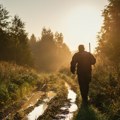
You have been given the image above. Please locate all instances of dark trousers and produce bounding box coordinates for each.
[78,73,91,103]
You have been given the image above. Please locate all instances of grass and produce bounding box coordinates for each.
[0,62,38,108]
[88,65,120,120]
[0,62,76,119]
[1,61,117,120]
[75,105,107,120]
[0,61,41,119]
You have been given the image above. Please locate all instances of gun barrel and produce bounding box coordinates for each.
[89,43,91,53]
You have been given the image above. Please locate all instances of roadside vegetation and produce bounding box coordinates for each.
[89,64,120,120]
[0,62,78,119]
[89,0,120,120]
[1,0,120,120]
[0,62,39,118]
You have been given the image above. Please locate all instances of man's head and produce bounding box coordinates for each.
[78,45,85,52]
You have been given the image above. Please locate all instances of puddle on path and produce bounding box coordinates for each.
[26,83,77,120]
[27,91,56,120]
[56,83,78,120]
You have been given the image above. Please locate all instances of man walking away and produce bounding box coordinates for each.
[70,45,96,106]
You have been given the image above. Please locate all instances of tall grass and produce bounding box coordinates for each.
[89,64,120,120]
[0,62,78,119]
[0,62,39,110]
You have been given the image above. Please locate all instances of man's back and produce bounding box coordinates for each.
[71,51,96,74]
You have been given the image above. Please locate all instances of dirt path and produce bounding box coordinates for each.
[13,82,77,120]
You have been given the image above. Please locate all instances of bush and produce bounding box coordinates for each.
[0,62,38,109]
[89,64,120,120]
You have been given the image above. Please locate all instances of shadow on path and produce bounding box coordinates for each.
[75,105,106,120]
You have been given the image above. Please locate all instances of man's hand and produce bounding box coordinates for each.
[71,70,75,74]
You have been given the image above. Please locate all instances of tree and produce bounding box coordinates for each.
[9,15,33,65]
[55,32,63,47]
[29,28,71,72]
[97,0,120,74]
[0,4,33,66]
[29,34,36,46]
[0,4,9,30]
[34,28,57,72]
[0,4,11,61]
[55,32,71,68]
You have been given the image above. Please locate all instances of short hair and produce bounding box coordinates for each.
[78,45,85,52]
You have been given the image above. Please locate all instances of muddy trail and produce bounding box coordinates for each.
[2,81,106,120]
[3,82,78,120]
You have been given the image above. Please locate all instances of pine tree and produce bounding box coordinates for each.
[10,15,33,65]
[97,0,120,73]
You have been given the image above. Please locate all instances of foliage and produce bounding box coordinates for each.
[29,28,71,72]
[75,106,107,120]
[97,0,120,74]
[0,4,9,29]
[0,62,38,109]
[0,61,78,119]
[89,64,120,120]
[94,1,120,119]
[0,4,33,66]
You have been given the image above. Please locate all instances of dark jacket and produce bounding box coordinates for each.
[70,51,96,75]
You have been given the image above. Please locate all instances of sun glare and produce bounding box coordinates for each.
[63,6,103,52]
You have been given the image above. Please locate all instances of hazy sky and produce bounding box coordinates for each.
[1,0,108,52]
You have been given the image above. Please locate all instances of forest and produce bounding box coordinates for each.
[0,0,120,119]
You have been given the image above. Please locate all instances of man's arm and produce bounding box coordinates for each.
[70,53,77,74]
[89,53,96,65]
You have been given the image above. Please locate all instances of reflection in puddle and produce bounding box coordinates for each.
[27,103,48,120]
[27,83,78,120]
[57,83,78,120]
[27,91,56,120]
